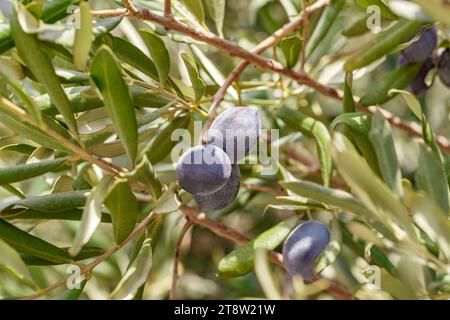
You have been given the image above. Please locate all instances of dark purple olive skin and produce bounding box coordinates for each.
[194,164,240,210]
[206,107,261,164]
[401,26,437,64]
[397,56,434,96]
[282,221,330,280]
[438,49,450,88]
[176,144,232,195]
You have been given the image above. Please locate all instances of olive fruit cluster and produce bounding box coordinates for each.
[176,107,261,210]
[397,26,449,94]
[282,221,330,280]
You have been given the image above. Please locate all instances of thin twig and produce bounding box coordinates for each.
[164,0,172,18]
[169,218,192,300]
[299,0,309,70]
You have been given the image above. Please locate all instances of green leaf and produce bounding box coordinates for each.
[331,112,381,176]
[41,0,78,24]
[4,208,111,223]
[369,110,403,197]
[104,180,139,244]
[153,184,180,214]
[360,62,422,106]
[0,157,67,185]
[0,57,42,124]
[388,89,422,118]
[407,193,450,260]
[130,155,162,200]
[73,1,93,71]
[280,36,302,69]
[0,239,37,290]
[281,180,368,215]
[22,246,106,265]
[10,9,79,138]
[0,23,14,54]
[0,191,87,213]
[0,218,71,264]
[218,216,298,277]
[100,34,159,82]
[343,72,355,113]
[0,98,72,152]
[142,115,190,164]
[254,249,281,299]
[305,0,345,57]
[331,133,416,239]
[205,0,226,37]
[277,106,332,186]
[314,218,342,273]
[69,176,113,257]
[110,234,152,300]
[90,45,138,167]
[181,52,206,102]
[344,19,422,71]
[140,30,170,85]
[356,0,398,20]
[415,145,449,215]
[181,0,206,26]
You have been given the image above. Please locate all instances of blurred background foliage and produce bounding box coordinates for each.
[0,0,449,300]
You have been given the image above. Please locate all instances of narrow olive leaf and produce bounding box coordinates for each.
[343,72,355,113]
[69,176,114,257]
[190,45,238,99]
[73,1,93,71]
[17,3,40,34]
[0,157,66,185]
[407,193,450,260]
[131,155,162,200]
[0,191,88,213]
[331,112,381,176]
[0,57,42,124]
[369,110,403,197]
[5,208,111,223]
[181,52,206,102]
[142,115,190,164]
[341,16,371,37]
[0,218,71,264]
[90,45,138,167]
[356,0,398,20]
[314,218,342,273]
[41,0,77,24]
[153,184,180,214]
[305,0,345,57]
[276,106,332,186]
[359,63,422,106]
[218,216,298,277]
[415,145,449,215]
[280,36,302,69]
[331,133,417,240]
[181,0,206,26]
[1,184,26,199]
[100,34,159,82]
[0,24,14,54]
[10,9,78,138]
[275,195,328,210]
[0,239,37,290]
[140,30,170,85]
[254,249,282,300]
[344,19,422,71]
[205,0,225,37]
[104,180,139,244]
[388,89,422,119]
[0,98,71,152]
[21,247,106,265]
[281,180,368,215]
[64,280,87,300]
[110,234,152,300]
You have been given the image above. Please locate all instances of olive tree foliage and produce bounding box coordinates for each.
[0,0,449,300]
